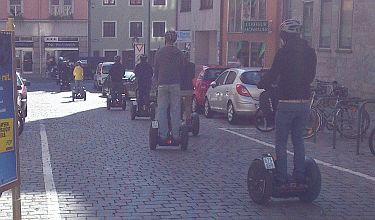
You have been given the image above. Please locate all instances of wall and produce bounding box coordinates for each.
[290,0,375,98]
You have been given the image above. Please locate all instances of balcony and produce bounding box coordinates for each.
[49,5,73,20]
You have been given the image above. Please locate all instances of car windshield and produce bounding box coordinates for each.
[203,69,226,80]
[102,64,113,74]
[240,71,261,85]
[123,71,135,79]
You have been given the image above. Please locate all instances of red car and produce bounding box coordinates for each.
[192,65,228,112]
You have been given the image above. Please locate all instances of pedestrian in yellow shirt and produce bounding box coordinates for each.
[73,61,84,93]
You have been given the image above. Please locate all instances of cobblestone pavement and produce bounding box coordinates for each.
[0,80,374,220]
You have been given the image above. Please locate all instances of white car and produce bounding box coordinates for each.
[204,67,266,124]
[94,62,114,90]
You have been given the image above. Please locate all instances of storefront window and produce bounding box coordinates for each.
[250,42,265,67]
[227,41,249,67]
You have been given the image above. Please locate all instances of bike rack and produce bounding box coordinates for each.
[332,98,373,155]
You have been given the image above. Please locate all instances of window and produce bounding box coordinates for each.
[152,22,165,38]
[9,0,22,16]
[200,0,213,10]
[104,50,118,58]
[103,21,116,38]
[228,0,242,32]
[259,0,266,19]
[303,1,314,46]
[250,0,257,18]
[240,71,261,85]
[103,0,115,5]
[216,71,228,86]
[250,42,265,67]
[339,0,353,49]
[153,0,166,6]
[50,0,73,17]
[319,0,332,48]
[130,21,143,38]
[130,0,142,6]
[181,0,191,12]
[225,71,237,84]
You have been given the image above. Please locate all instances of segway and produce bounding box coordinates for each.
[72,87,87,102]
[107,90,126,110]
[180,98,200,136]
[149,120,189,151]
[247,153,321,204]
[130,101,156,120]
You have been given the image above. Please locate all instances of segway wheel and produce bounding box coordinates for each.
[83,92,87,101]
[192,113,200,136]
[180,125,189,151]
[298,158,321,203]
[122,98,127,111]
[247,159,273,205]
[130,103,136,120]
[149,121,158,150]
[72,92,75,102]
[17,111,25,136]
[106,98,111,110]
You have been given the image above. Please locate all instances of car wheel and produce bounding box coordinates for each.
[192,96,200,113]
[204,98,213,118]
[227,102,237,124]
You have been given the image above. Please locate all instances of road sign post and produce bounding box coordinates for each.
[134,43,145,66]
[1,17,22,220]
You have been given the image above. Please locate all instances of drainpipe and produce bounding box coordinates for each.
[39,0,42,76]
[219,0,224,65]
[88,0,91,56]
[147,0,151,57]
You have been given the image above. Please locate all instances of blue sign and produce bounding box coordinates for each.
[0,31,19,193]
[176,31,192,43]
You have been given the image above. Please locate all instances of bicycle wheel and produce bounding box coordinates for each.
[304,108,321,139]
[254,108,275,132]
[369,128,375,156]
[336,104,370,139]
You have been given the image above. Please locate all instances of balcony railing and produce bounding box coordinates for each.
[49,5,73,19]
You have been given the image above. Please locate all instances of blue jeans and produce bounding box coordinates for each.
[74,80,83,93]
[275,102,309,183]
[157,84,181,140]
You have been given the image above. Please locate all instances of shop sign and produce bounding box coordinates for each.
[15,41,33,48]
[44,41,79,48]
[243,21,269,33]
[176,31,192,43]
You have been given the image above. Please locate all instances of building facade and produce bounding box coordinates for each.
[289,0,375,98]
[177,0,221,65]
[89,0,177,69]
[0,0,88,75]
[221,0,282,68]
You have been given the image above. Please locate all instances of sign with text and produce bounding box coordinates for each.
[0,31,19,193]
[134,43,145,65]
[176,31,192,43]
[44,41,79,48]
[243,21,269,33]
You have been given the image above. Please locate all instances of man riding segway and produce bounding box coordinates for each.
[107,55,127,110]
[134,54,153,111]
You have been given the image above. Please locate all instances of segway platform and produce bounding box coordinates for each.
[72,88,87,102]
[107,93,127,110]
[149,120,189,151]
[130,101,156,120]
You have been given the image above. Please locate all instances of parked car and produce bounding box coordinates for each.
[192,65,228,112]
[16,72,30,117]
[93,62,115,95]
[204,67,266,124]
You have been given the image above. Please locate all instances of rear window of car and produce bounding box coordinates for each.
[102,64,113,74]
[240,71,261,85]
[203,69,227,80]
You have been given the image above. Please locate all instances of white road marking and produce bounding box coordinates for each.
[220,127,257,130]
[40,123,62,220]
[219,128,375,182]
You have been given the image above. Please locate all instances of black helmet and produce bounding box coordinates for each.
[114,55,121,63]
[182,50,190,59]
[164,30,177,44]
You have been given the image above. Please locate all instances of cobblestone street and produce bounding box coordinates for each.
[0,80,374,219]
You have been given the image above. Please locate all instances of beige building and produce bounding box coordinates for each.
[288,0,375,98]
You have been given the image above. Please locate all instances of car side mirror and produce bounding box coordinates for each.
[23,80,30,86]
[210,81,217,88]
[17,85,22,90]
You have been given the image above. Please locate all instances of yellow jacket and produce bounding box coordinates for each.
[73,66,84,80]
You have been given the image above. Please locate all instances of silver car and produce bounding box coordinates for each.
[204,67,266,124]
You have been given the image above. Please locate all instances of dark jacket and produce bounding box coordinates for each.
[154,45,183,85]
[109,62,125,82]
[258,38,317,100]
[180,61,195,91]
[134,61,153,86]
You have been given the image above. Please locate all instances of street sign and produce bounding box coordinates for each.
[0,31,20,193]
[243,21,269,33]
[134,43,145,65]
[176,31,192,43]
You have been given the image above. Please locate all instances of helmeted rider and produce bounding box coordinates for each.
[180,50,195,124]
[154,30,184,143]
[73,61,84,93]
[134,54,153,110]
[108,55,125,98]
[257,19,317,187]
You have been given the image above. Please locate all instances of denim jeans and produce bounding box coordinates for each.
[275,102,309,183]
[74,80,83,93]
[157,84,181,140]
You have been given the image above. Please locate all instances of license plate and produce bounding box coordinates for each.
[151,121,158,128]
[263,157,275,170]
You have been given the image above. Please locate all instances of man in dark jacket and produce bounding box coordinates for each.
[134,54,153,110]
[257,19,317,187]
[154,30,184,143]
[180,50,195,124]
[109,55,125,98]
